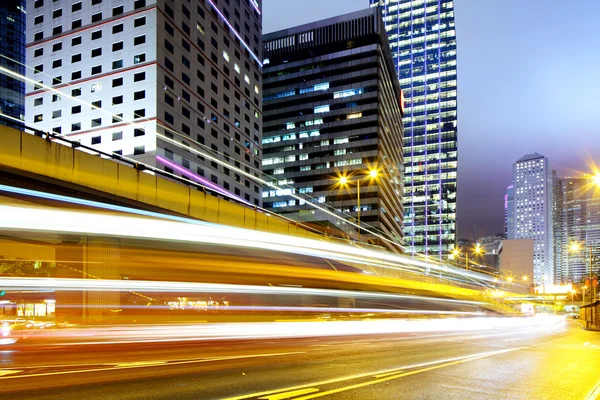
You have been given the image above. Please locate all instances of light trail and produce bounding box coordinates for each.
[0,277,484,306]
[0,203,503,287]
[5,316,565,346]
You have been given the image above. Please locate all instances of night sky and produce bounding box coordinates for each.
[262,0,600,239]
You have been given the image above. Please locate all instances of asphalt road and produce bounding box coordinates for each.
[1,319,599,400]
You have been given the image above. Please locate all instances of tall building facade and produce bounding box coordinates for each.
[261,9,405,251]
[557,177,600,283]
[25,0,263,205]
[0,0,26,128]
[504,184,514,239]
[369,0,458,256]
[512,153,554,285]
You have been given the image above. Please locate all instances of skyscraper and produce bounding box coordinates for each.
[261,9,405,251]
[505,184,514,239]
[512,153,554,286]
[557,177,600,284]
[0,0,26,128]
[25,0,263,205]
[369,0,458,256]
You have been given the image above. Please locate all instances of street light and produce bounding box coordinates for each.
[522,275,529,283]
[570,241,600,304]
[336,169,379,241]
[507,276,513,284]
[593,173,600,187]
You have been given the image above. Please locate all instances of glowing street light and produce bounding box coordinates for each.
[593,173,600,187]
[507,276,513,284]
[522,275,529,282]
[336,169,380,242]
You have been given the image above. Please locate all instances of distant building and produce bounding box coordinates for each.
[557,177,600,283]
[477,234,504,270]
[512,153,554,285]
[500,239,534,281]
[369,0,458,257]
[0,0,26,128]
[504,184,514,239]
[25,0,263,205]
[261,8,405,251]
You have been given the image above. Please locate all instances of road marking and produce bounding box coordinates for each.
[221,348,525,400]
[293,348,526,399]
[0,351,304,380]
[585,380,600,400]
[115,361,167,368]
[0,370,22,377]
[258,388,319,400]
[373,370,404,378]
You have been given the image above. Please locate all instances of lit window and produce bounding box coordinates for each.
[314,105,330,114]
[347,112,362,120]
[223,51,230,62]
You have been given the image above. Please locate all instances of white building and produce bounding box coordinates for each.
[512,153,554,285]
[25,0,263,206]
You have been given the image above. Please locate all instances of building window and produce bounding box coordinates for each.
[133,35,146,46]
[72,105,81,114]
[113,24,124,34]
[134,109,145,118]
[71,122,81,131]
[72,2,82,12]
[34,114,43,122]
[91,30,102,40]
[112,41,124,52]
[134,53,146,64]
[34,32,44,41]
[91,82,102,92]
[133,72,146,82]
[112,95,123,105]
[91,65,102,75]
[134,17,146,27]
[91,12,102,23]
[71,88,81,97]
[52,8,62,18]
[52,26,63,36]
[72,36,82,46]
[112,59,123,69]
[112,5,124,16]
[134,0,146,9]
[112,131,123,141]
[112,77,123,87]
[71,71,82,80]
[71,53,82,63]
[72,19,82,29]
[134,146,145,155]
[91,136,101,145]
[134,128,145,137]
[91,118,102,127]
[91,48,102,57]
[52,59,62,69]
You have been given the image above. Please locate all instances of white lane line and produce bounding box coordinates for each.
[221,347,526,400]
[0,351,305,380]
[585,380,600,400]
[258,388,319,400]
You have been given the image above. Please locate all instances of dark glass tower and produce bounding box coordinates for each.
[370,0,458,257]
[262,9,405,252]
[0,0,26,128]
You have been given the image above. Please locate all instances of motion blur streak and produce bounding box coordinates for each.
[0,204,500,286]
[7,316,565,346]
[0,277,483,305]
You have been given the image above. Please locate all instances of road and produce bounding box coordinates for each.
[1,318,599,400]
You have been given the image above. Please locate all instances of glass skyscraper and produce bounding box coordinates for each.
[0,0,26,128]
[370,0,458,256]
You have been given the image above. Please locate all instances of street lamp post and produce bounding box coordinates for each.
[337,169,379,242]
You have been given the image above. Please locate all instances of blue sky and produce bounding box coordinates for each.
[262,0,600,239]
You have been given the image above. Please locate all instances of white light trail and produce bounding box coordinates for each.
[0,204,499,285]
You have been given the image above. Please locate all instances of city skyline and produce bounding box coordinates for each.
[263,0,600,239]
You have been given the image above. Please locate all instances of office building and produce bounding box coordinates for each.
[477,234,503,270]
[0,0,26,128]
[500,239,534,283]
[505,184,514,239]
[25,0,263,205]
[557,177,600,283]
[261,9,405,251]
[369,0,458,256]
[512,153,554,285]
